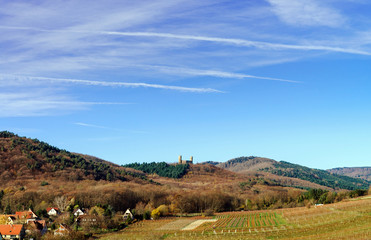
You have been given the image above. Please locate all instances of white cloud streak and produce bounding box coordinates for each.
[74,122,148,134]
[0,92,125,117]
[144,65,300,83]
[0,26,369,55]
[99,31,370,55]
[74,122,111,129]
[0,74,222,93]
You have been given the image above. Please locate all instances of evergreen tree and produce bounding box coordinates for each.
[4,203,12,214]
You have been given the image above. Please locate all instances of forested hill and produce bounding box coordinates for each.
[219,156,370,190]
[265,161,370,190]
[123,162,189,178]
[0,131,148,183]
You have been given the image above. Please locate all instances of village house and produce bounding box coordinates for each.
[73,208,85,217]
[54,224,70,236]
[123,209,134,221]
[4,216,17,225]
[10,209,38,224]
[46,207,60,216]
[0,224,25,240]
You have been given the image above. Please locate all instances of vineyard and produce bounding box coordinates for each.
[99,196,371,240]
[210,212,285,229]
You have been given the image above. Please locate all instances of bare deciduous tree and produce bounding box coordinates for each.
[54,196,68,212]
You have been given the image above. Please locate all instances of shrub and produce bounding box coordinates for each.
[143,210,151,220]
[151,209,160,220]
[41,181,49,186]
[156,205,169,216]
[203,209,214,217]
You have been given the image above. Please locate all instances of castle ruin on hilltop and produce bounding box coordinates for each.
[178,155,193,164]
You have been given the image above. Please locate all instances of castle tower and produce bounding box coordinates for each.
[190,156,193,163]
[178,155,182,164]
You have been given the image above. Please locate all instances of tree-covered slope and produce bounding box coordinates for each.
[263,161,370,190]
[122,162,189,178]
[0,131,148,182]
[219,156,370,190]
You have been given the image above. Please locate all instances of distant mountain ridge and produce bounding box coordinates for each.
[1,130,369,191]
[328,167,371,181]
[217,156,370,190]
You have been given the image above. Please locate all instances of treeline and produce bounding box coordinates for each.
[123,162,189,178]
[297,188,369,205]
[0,185,370,220]
[0,131,149,183]
[0,185,368,240]
[263,161,370,190]
[243,188,370,211]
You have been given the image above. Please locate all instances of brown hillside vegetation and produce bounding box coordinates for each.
[0,131,310,217]
[217,156,370,190]
[217,156,276,172]
[216,157,332,190]
[328,167,371,181]
[1,131,369,240]
[0,131,148,183]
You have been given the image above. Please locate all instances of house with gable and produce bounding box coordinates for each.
[54,224,70,236]
[0,224,25,240]
[0,214,21,225]
[123,209,134,221]
[73,208,85,217]
[47,207,60,216]
[14,209,37,224]
[4,216,17,225]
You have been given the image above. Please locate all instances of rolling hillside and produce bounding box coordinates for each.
[218,156,370,190]
[0,131,149,183]
[0,130,369,223]
[328,167,371,181]
[217,156,276,172]
[1,130,369,191]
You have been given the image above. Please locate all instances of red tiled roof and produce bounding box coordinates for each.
[47,207,60,212]
[0,224,23,235]
[15,211,34,219]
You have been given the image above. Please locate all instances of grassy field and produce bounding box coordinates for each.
[99,196,371,240]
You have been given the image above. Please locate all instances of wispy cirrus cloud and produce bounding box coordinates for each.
[0,91,126,117]
[0,26,369,56]
[267,0,346,28]
[143,65,300,83]
[0,74,222,93]
[74,122,148,135]
[74,122,111,129]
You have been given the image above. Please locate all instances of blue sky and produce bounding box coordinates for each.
[1,0,371,169]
